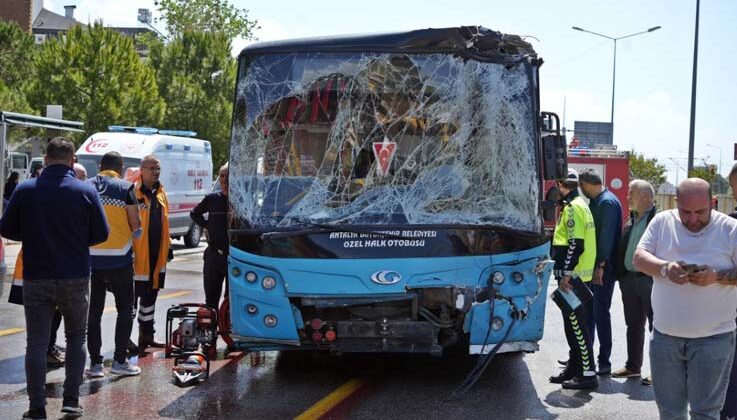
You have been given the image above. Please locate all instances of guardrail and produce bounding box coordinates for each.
[655,193,736,214]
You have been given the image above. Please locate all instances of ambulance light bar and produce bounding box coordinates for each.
[107,126,198,138]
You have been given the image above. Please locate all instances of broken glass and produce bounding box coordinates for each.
[230,51,541,232]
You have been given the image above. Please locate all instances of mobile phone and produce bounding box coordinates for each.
[681,263,706,273]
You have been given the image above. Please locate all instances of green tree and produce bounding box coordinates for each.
[30,23,165,139]
[0,21,36,88]
[628,152,667,190]
[154,0,258,41]
[0,21,36,114]
[689,165,717,187]
[149,31,235,168]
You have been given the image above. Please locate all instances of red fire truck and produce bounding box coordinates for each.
[545,144,630,224]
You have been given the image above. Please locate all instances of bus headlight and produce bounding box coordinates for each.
[262,276,276,290]
[264,314,278,327]
[492,271,505,285]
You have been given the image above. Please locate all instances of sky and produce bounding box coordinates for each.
[45,0,737,185]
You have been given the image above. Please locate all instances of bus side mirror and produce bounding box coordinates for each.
[542,134,567,181]
[542,185,560,222]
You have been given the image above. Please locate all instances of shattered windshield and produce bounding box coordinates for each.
[230,52,541,231]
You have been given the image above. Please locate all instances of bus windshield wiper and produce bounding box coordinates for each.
[260,219,412,240]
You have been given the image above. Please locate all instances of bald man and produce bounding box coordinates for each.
[634,178,737,419]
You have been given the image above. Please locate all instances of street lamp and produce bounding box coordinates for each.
[572,25,662,144]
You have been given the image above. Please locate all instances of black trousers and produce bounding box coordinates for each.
[561,283,596,377]
[48,310,62,353]
[203,247,228,310]
[88,266,135,364]
[134,275,164,335]
[618,271,653,371]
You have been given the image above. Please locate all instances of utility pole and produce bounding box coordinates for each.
[687,0,701,175]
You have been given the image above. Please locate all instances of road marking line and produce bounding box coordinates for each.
[158,290,192,300]
[294,378,367,420]
[0,328,25,337]
[102,290,192,313]
[1,291,193,336]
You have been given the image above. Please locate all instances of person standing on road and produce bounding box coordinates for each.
[722,164,737,420]
[0,138,109,420]
[612,180,656,384]
[578,168,622,375]
[634,178,737,419]
[85,152,142,378]
[190,163,229,310]
[132,154,172,354]
[549,168,598,390]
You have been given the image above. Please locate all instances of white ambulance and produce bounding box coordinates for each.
[76,126,213,248]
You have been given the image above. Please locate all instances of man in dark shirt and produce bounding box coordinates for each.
[579,168,623,375]
[1,138,109,420]
[191,163,229,309]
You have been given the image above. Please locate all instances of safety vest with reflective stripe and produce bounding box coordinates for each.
[132,181,170,288]
[553,195,596,282]
[89,170,134,268]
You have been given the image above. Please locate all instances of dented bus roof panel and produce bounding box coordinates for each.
[239,26,537,63]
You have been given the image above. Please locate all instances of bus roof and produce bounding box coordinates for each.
[239,26,537,64]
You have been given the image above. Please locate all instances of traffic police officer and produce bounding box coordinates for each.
[549,168,598,390]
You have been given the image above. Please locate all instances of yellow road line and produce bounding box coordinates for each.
[294,378,367,420]
[0,328,25,337]
[103,290,192,313]
[158,290,192,300]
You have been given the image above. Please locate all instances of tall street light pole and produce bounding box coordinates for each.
[572,25,662,144]
[687,0,701,175]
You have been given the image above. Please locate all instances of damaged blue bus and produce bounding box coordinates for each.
[226,26,567,356]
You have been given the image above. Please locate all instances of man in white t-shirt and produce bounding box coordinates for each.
[634,178,737,419]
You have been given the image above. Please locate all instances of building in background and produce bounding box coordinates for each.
[0,1,157,56]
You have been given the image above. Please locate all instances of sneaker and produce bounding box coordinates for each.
[85,363,104,378]
[641,375,652,386]
[612,367,641,378]
[61,403,83,418]
[22,408,46,419]
[111,360,141,376]
[46,349,65,368]
[562,375,599,390]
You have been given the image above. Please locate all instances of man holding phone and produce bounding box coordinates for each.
[634,178,737,419]
[548,169,598,390]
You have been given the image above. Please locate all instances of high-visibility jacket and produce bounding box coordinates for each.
[552,194,596,282]
[89,170,136,269]
[133,181,170,289]
[8,250,24,305]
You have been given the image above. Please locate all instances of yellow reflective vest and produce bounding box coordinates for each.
[133,181,170,289]
[553,195,596,282]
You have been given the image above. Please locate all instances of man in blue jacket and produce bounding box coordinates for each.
[1,138,109,420]
[579,168,623,375]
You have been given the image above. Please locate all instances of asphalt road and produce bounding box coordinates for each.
[0,245,658,419]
